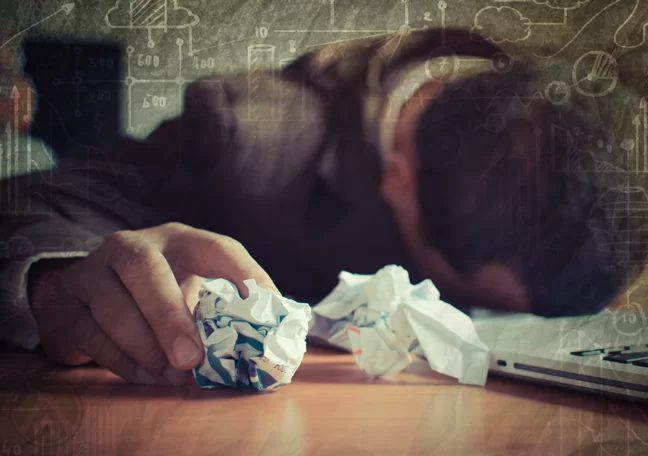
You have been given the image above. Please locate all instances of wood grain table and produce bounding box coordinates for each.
[0,344,646,456]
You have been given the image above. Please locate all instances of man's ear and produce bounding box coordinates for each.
[381,152,415,206]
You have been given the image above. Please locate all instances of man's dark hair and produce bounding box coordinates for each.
[414,64,646,317]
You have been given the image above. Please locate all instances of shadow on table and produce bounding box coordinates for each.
[300,344,458,385]
[0,374,278,402]
[303,345,647,417]
[0,357,271,401]
[295,361,457,386]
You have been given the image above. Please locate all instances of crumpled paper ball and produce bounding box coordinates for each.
[193,278,312,391]
[308,265,490,385]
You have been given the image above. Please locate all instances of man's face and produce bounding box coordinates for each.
[380,80,533,313]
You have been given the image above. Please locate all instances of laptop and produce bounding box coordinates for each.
[471,305,648,402]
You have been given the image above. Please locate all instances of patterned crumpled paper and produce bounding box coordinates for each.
[193,278,312,391]
[308,265,490,386]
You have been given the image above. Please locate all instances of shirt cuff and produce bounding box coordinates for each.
[1,251,89,350]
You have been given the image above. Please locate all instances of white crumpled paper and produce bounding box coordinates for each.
[308,265,490,385]
[193,278,312,391]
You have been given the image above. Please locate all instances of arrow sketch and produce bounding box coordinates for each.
[642,98,647,171]
[4,123,11,204]
[323,0,335,26]
[11,86,19,142]
[11,87,19,207]
[0,3,75,50]
[634,115,641,171]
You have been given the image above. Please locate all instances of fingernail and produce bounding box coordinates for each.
[172,336,201,366]
[135,366,157,385]
[164,366,189,386]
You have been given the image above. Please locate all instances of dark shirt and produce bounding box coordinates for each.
[0,28,504,349]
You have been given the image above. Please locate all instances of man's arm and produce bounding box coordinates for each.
[0,78,234,349]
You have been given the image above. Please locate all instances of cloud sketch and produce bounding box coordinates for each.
[105,0,199,29]
[472,7,532,44]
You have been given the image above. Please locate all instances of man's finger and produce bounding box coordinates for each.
[104,232,204,371]
[161,226,281,299]
[71,305,156,385]
[170,263,205,314]
[70,261,184,385]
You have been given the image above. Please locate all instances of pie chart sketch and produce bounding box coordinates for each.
[572,51,618,97]
[545,80,571,105]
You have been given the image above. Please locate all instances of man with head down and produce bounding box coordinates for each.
[0,28,642,386]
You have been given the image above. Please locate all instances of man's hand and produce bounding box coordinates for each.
[27,222,280,386]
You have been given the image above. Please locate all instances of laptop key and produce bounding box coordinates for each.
[603,349,648,364]
[570,346,631,356]
[605,344,648,355]
[571,349,605,356]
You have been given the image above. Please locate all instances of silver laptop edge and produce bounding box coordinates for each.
[473,307,648,402]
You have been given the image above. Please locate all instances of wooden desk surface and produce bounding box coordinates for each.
[0,345,646,456]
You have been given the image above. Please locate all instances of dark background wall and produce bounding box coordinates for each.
[0,0,646,143]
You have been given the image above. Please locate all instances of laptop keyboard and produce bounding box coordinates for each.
[571,344,648,366]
